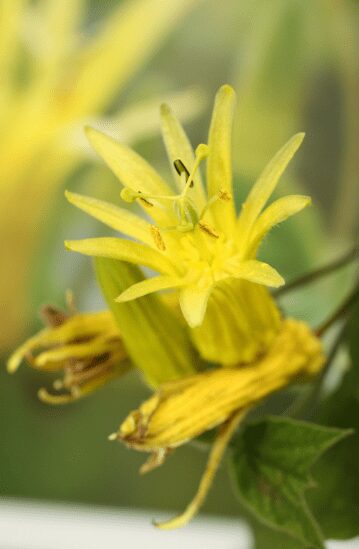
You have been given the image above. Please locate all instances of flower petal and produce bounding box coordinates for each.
[179,285,211,328]
[66,0,198,113]
[230,259,284,288]
[237,133,305,247]
[7,329,49,374]
[65,237,176,275]
[116,275,184,303]
[34,338,124,368]
[206,84,236,234]
[85,127,176,225]
[247,195,311,257]
[160,103,206,211]
[65,190,154,246]
[86,127,170,195]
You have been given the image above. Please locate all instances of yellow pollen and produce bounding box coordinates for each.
[150,226,166,251]
[218,190,232,202]
[198,222,219,239]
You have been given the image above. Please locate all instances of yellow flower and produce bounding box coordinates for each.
[111,318,324,529]
[0,0,200,349]
[63,84,325,529]
[7,293,129,404]
[66,84,311,364]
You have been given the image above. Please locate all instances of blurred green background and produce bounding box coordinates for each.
[1,0,358,531]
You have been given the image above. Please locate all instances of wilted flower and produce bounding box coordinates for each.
[7,293,129,404]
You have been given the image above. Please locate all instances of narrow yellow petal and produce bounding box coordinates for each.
[65,191,154,246]
[237,133,305,247]
[229,259,284,288]
[116,276,184,303]
[42,0,84,61]
[110,86,206,145]
[206,84,236,234]
[85,127,175,225]
[179,285,211,328]
[160,103,206,210]
[155,410,245,530]
[67,0,198,114]
[247,195,312,257]
[85,127,171,196]
[65,237,176,275]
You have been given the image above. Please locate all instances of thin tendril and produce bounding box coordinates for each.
[274,245,358,297]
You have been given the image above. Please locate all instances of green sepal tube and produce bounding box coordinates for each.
[94,257,200,387]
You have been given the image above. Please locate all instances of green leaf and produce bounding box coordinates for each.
[94,257,199,388]
[231,416,350,548]
[299,295,359,541]
[307,299,359,539]
[251,520,306,549]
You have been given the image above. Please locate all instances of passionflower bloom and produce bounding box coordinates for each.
[0,0,199,349]
[63,85,326,528]
[7,294,129,404]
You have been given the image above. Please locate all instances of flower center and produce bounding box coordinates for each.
[120,144,231,243]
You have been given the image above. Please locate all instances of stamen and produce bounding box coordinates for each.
[181,144,209,196]
[150,226,166,251]
[199,222,219,239]
[108,432,118,441]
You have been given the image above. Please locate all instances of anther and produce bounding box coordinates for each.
[138,196,154,208]
[174,159,191,184]
[199,222,219,239]
[108,432,118,441]
[150,226,166,251]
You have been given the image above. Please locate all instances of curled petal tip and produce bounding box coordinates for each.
[37,388,76,405]
[7,356,20,374]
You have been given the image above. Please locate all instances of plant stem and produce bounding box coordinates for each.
[316,280,359,337]
[274,245,358,297]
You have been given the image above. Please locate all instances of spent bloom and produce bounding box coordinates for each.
[61,84,325,527]
[8,293,129,404]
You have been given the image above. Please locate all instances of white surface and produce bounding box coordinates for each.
[0,499,357,549]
